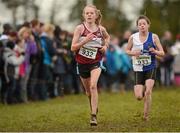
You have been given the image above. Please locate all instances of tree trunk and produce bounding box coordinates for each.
[23,3,28,21]
[12,6,17,27]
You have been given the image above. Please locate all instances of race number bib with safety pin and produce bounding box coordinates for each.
[79,46,98,59]
[134,55,151,66]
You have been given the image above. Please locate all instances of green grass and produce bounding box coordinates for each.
[0,87,179,132]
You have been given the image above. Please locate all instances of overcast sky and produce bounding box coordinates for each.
[0,0,143,32]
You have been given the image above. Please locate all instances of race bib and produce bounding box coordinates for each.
[134,55,151,66]
[79,46,98,59]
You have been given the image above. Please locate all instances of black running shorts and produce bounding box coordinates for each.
[77,62,100,78]
[134,68,156,85]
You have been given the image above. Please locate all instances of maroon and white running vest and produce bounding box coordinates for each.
[75,23,104,64]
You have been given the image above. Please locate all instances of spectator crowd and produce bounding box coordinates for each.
[0,20,179,105]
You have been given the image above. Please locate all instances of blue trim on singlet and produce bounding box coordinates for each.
[142,32,156,71]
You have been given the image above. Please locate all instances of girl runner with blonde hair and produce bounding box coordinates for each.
[71,4,110,126]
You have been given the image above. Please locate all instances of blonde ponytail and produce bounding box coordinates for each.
[95,9,102,25]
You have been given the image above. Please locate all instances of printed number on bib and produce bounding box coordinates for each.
[134,55,151,66]
[79,46,98,59]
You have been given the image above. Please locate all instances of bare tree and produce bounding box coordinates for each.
[2,0,40,26]
[22,0,40,21]
[140,0,180,37]
[1,0,24,26]
[50,0,57,24]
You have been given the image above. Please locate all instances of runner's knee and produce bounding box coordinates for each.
[136,95,143,100]
[90,84,97,93]
[85,91,91,96]
[145,90,152,96]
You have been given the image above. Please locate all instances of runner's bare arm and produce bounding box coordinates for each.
[126,36,141,56]
[150,34,164,57]
[100,26,110,48]
[99,26,110,53]
[71,25,94,52]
